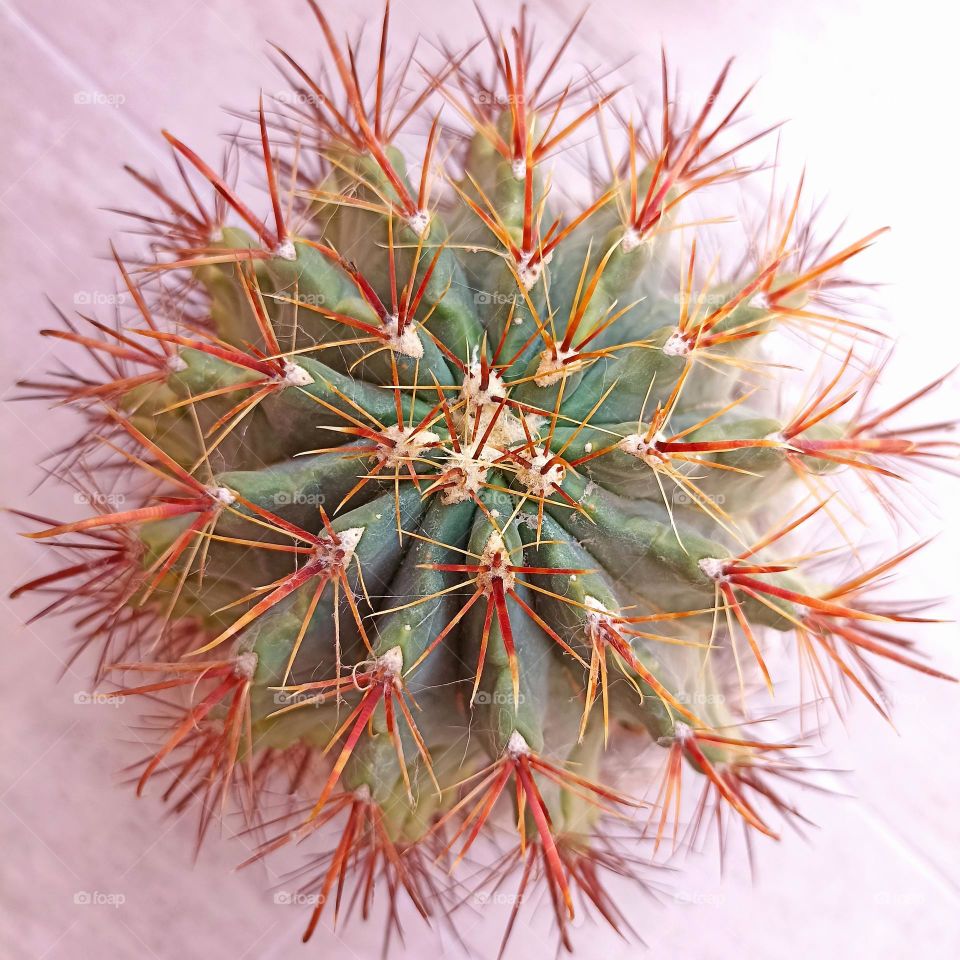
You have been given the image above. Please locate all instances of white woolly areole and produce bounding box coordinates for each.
[281,361,314,387]
[500,412,531,447]
[618,431,666,465]
[234,650,258,680]
[511,157,527,181]
[274,239,298,262]
[477,530,515,594]
[376,645,403,677]
[482,406,529,449]
[506,730,530,758]
[583,594,616,637]
[311,526,365,572]
[662,329,691,357]
[517,251,551,291]
[583,594,614,618]
[383,314,424,359]
[698,557,729,583]
[522,411,547,436]
[748,291,771,311]
[207,485,237,506]
[407,210,430,237]
[462,356,508,405]
[166,354,188,373]
[533,346,578,387]
[513,450,566,498]
[441,445,497,504]
[458,358,530,448]
[333,526,365,561]
[673,720,692,743]
[378,424,439,468]
[620,227,644,253]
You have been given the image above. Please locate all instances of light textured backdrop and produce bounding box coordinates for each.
[2,1,959,958]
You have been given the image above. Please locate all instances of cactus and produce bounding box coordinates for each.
[12,2,957,954]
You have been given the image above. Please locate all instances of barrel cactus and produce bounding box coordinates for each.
[13,2,956,954]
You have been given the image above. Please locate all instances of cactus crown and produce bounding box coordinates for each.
[14,2,956,953]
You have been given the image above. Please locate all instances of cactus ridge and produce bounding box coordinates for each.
[12,2,958,953]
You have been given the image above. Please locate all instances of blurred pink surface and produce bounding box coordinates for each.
[2,1,959,957]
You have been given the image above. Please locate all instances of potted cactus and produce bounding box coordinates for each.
[12,2,956,954]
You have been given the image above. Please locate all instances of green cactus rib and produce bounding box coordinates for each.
[13,2,957,954]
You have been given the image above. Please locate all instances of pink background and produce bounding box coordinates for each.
[2,1,959,957]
